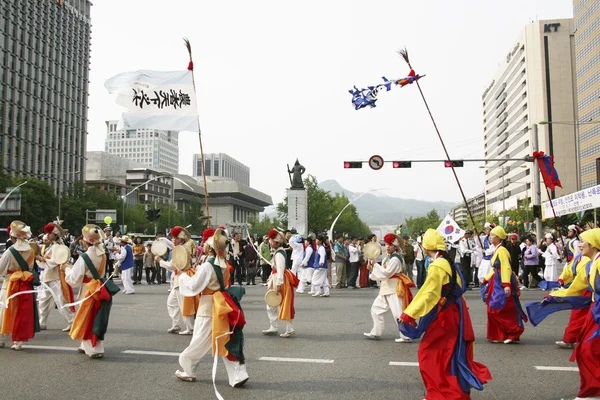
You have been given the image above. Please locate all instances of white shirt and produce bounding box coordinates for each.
[348,244,360,263]
[289,235,304,261]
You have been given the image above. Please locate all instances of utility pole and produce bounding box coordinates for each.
[532,124,543,240]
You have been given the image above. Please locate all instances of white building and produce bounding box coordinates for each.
[105,120,179,176]
[482,19,578,214]
[193,153,250,186]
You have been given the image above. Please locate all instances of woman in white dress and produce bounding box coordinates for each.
[541,233,559,285]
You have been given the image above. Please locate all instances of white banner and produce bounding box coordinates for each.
[105,70,198,132]
[542,184,600,219]
[436,215,464,243]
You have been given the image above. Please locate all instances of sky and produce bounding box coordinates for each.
[86,0,574,206]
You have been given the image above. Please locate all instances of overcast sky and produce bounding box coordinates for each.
[86,0,573,205]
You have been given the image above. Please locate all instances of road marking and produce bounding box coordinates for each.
[389,361,419,367]
[535,366,579,372]
[23,345,78,351]
[121,350,180,357]
[258,357,334,364]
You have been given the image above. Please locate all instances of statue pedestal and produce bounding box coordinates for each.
[287,188,307,236]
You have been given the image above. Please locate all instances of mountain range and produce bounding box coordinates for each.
[318,180,458,225]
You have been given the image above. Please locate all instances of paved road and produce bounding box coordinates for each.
[0,282,582,400]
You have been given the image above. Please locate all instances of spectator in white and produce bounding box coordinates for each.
[114,235,135,294]
[347,237,361,289]
[311,236,331,297]
[541,233,559,286]
[414,236,425,288]
[296,237,315,294]
[458,230,476,291]
[289,233,304,277]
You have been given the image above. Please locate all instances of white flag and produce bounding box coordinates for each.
[436,215,464,243]
[105,70,198,132]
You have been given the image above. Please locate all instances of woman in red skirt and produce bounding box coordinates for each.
[399,229,491,399]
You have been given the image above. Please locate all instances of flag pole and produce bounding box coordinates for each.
[184,38,211,227]
[399,48,483,247]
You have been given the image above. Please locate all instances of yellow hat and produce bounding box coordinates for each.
[490,226,507,240]
[580,228,600,250]
[422,229,446,251]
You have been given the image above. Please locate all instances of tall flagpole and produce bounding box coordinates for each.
[184,38,211,226]
[399,48,483,247]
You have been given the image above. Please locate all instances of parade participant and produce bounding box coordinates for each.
[289,233,304,277]
[541,233,560,287]
[37,222,75,332]
[477,222,495,283]
[364,233,414,343]
[398,229,491,399]
[459,230,475,291]
[262,228,299,337]
[566,224,582,262]
[296,237,315,294]
[66,224,118,358]
[176,228,249,388]
[482,226,527,344]
[0,221,40,351]
[114,235,135,294]
[311,235,331,297]
[156,226,197,335]
[553,251,591,349]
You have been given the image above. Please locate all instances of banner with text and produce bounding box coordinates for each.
[542,185,600,219]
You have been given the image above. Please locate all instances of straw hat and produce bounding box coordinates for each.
[9,221,31,240]
[383,233,401,248]
[267,228,286,244]
[44,222,65,238]
[82,224,105,245]
[120,235,133,244]
[170,226,191,241]
[206,228,229,258]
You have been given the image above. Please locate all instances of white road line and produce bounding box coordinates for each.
[535,366,579,372]
[389,361,419,367]
[22,345,78,351]
[258,357,334,364]
[121,350,180,357]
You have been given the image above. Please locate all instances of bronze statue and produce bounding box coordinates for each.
[287,159,306,190]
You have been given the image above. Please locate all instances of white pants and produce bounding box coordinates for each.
[544,263,558,282]
[121,268,135,293]
[291,258,302,276]
[80,339,104,355]
[167,287,194,331]
[167,287,186,330]
[297,267,314,292]
[368,293,409,339]
[311,269,330,295]
[38,280,75,326]
[266,305,294,332]
[179,315,249,386]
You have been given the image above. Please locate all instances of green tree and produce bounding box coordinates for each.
[330,194,371,237]
[405,209,442,235]
[248,215,282,237]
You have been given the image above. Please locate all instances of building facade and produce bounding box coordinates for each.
[0,0,91,193]
[105,120,179,176]
[482,19,578,213]
[574,0,600,189]
[451,193,485,227]
[193,153,250,186]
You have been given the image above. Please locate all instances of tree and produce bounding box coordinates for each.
[248,215,282,238]
[405,209,442,235]
[330,194,371,237]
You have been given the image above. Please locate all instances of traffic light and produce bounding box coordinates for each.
[154,208,161,221]
[145,209,154,222]
[344,161,362,169]
[533,205,541,219]
[392,161,412,168]
[444,160,464,168]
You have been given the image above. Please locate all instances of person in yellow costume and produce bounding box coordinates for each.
[176,228,248,388]
[398,229,491,399]
[482,226,527,344]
